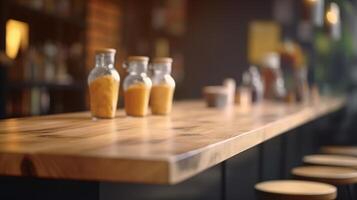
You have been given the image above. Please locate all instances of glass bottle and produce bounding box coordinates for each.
[248,65,264,103]
[150,57,175,115]
[123,56,152,117]
[88,48,120,118]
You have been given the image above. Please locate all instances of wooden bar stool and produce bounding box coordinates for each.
[303,154,357,200]
[292,166,357,185]
[320,146,357,157]
[303,154,357,169]
[292,166,357,200]
[255,180,337,200]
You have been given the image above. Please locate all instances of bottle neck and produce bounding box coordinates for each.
[126,61,148,74]
[129,71,147,76]
[153,71,170,76]
[95,54,115,68]
[152,63,172,75]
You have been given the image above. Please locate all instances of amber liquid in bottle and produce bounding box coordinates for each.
[124,83,151,117]
[150,84,174,115]
[89,75,119,118]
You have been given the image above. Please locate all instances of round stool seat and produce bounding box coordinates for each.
[321,146,357,157]
[255,180,337,200]
[303,154,357,168]
[292,166,357,185]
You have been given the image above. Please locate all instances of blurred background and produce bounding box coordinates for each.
[0,0,356,126]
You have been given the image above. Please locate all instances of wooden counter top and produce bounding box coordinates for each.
[0,98,344,184]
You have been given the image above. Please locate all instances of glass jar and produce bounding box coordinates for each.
[261,52,286,100]
[123,56,152,117]
[88,48,120,119]
[150,57,175,115]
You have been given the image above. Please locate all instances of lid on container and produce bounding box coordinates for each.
[127,56,149,62]
[152,57,173,64]
[95,48,116,54]
[203,86,229,94]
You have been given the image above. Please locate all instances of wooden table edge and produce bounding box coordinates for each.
[0,98,346,185]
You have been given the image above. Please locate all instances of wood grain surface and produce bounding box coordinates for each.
[0,98,344,184]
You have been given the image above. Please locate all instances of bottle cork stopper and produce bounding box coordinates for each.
[152,57,173,63]
[127,56,149,62]
[95,48,116,54]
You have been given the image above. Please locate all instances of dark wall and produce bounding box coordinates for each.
[183,0,273,98]
[0,0,5,118]
[0,1,5,51]
[0,67,6,119]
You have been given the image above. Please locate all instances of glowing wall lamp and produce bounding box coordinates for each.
[326,2,341,40]
[5,19,29,59]
[326,3,339,25]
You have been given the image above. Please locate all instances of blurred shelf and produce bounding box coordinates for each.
[5,81,86,91]
[7,2,85,29]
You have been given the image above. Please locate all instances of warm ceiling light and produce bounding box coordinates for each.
[5,19,29,59]
[326,3,339,25]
